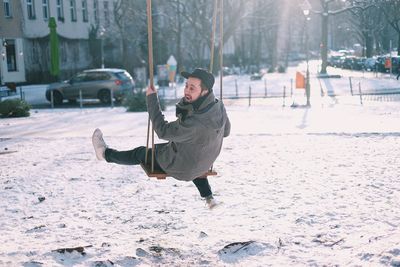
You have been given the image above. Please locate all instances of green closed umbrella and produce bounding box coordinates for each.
[48,17,60,77]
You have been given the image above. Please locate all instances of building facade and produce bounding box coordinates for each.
[0,0,118,85]
[0,0,25,84]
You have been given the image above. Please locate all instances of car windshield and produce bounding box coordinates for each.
[115,71,132,81]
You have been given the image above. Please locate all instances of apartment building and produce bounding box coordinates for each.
[0,0,118,85]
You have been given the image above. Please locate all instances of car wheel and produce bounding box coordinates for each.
[98,89,111,104]
[47,90,63,105]
[53,91,63,105]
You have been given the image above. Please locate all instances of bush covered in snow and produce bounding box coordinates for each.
[0,99,30,118]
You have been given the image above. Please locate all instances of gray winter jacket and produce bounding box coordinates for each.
[147,92,230,181]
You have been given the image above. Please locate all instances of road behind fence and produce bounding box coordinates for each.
[1,73,400,109]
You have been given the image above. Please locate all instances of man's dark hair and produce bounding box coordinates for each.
[181,68,214,92]
[200,81,209,92]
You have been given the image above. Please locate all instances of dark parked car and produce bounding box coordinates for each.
[353,57,366,70]
[328,55,344,67]
[46,68,134,105]
[342,56,356,69]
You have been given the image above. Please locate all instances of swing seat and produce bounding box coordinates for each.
[140,163,218,180]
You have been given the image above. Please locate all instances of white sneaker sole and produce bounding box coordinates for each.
[92,129,106,160]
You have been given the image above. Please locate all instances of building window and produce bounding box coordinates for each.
[57,0,64,21]
[42,0,49,20]
[5,40,17,72]
[103,1,110,27]
[3,0,12,18]
[82,0,88,22]
[93,0,99,24]
[27,0,36,19]
[70,0,77,21]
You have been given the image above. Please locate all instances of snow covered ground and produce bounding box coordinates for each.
[1,89,400,266]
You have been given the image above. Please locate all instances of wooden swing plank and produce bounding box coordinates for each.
[140,163,218,180]
[201,170,218,177]
[140,163,168,179]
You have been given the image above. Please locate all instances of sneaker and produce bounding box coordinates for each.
[92,128,107,160]
[205,196,220,210]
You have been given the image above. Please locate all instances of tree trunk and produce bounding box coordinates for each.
[176,0,182,73]
[365,33,373,58]
[398,32,400,55]
[320,13,329,74]
[122,37,130,70]
[270,28,278,71]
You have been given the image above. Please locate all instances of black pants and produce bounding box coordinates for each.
[105,146,212,198]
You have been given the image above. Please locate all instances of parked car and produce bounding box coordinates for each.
[364,57,377,71]
[342,56,356,69]
[46,68,134,105]
[391,56,400,74]
[353,57,366,70]
[250,72,263,80]
[328,55,343,67]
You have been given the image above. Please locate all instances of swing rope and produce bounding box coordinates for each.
[143,0,223,178]
[145,0,155,172]
[219,0,224,101]
[209,0,218,73]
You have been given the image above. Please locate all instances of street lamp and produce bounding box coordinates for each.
[99,26,105,68]
[301,0,311,107]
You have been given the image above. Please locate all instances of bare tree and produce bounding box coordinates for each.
[162,0,184,73]
[311,0,355,74]
[348,2,380,57]
[228,0,277,71]
[379,0,400,54]
[114,0,147,71]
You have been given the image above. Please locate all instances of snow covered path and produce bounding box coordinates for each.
[1,99,400,266]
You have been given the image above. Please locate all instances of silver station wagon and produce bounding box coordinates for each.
[46,68,135,105]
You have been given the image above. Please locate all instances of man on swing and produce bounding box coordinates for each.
[92,68,231,209]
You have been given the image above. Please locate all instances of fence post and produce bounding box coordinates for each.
[79,89,83,109]
[290,78,293,97]
[264,78,267,97]
[51,90,54,109]
[19,86,24,100]
[235,79,238,98]
[110,89,114,108]
[358,82,363,105]
[248,85,252,107]
[174,84,177,99]
[282,85,286,107]
[349,77,353,96]
[318,78,324,97]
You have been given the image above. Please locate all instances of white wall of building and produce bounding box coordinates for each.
[21,0,115,39]
[1,1,118,84]
[1,38,26,84]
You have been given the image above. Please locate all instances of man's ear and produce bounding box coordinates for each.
[200,90,209,96]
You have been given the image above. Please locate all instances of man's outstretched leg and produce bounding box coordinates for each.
[92,128,148,165]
